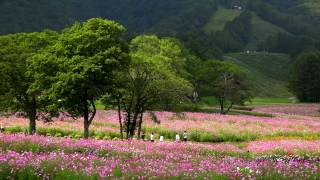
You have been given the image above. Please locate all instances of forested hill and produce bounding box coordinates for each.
[0,0,217,35]
[1,0,320,58]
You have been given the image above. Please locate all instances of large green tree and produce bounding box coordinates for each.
[0,31,58,134]
[29,18,129,139]
[289,52,320,102]
[103,35,193,139]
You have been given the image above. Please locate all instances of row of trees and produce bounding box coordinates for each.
[0,18,251,139]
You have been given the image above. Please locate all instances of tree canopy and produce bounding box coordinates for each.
[29,18,129,138]
[0,31,58,134]
[200,61,252,114]
[289,52,320,102]
[103,35,193,138]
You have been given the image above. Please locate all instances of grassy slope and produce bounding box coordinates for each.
[203,8,290,50]
[203,7,241,33]
[246,12,289,50]
[225,52,293,98]
[246,97,296,106]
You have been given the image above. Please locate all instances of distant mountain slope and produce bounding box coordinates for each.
[203,6,241,33]
[266,0,320,19]
[0,0,319,58]
[225,52,293,97]
[0,0,217,35]
[245,13,289,50]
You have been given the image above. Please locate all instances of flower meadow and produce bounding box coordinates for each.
[253,104,320,117]
[1,109,319,142]
[0,134,319,179]
[0,105,320,179]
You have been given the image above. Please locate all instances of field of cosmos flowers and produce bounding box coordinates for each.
[0,104,319,179]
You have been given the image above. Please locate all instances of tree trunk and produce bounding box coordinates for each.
[29,116,36,135]
[28,96,37,135]
[220,97,225,114]
[137,112,144,139]
[84,110,90,139]
[84,119,90,139]
[82,91,97,139]
[117,98,123,140]
[126,111,131,139]
[129,112,138,138]
[225,103,234,115]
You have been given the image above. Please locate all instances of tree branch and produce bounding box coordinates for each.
[225,102,234,114]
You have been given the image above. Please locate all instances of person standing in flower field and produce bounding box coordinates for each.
[0,124,4,133]
[159,135,164,142]
[150,132,155,142]
[175,133,180,142]
[183,131,188,142]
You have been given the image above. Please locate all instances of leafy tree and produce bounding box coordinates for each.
[103,35,193,139]
[289,52,320,102]
[201,61,252,114]
[185,55,208,105]
[0,31,58,134]
[29,18,129,139]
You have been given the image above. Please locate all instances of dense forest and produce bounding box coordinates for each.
[1,0,320,98]
[1,0,320,58]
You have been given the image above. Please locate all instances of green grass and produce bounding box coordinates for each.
[225,52,293,98]
[246,97,296,106]
[203,6,241,33]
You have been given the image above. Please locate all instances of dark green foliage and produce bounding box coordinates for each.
[289,52,320,102]
[0,31,58,134]
[177,31,224,59]
[261,33,315,56]
[184,54,253,111]
[29,18,129,138]
[0,0,217,35]
[247,0,320,38]
[220,11,252,51]
[210,10,252,52]
[102,35,193,138]
[1,0,320,58]
[246,0,320,56]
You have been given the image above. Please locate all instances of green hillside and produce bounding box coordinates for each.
[225,52,293,97]
[1,0,320,58]
[203,7,241,33]
[303,0,320,14]
[245,13,289,50]
[0,0,218,35]
[268,0,320,17]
